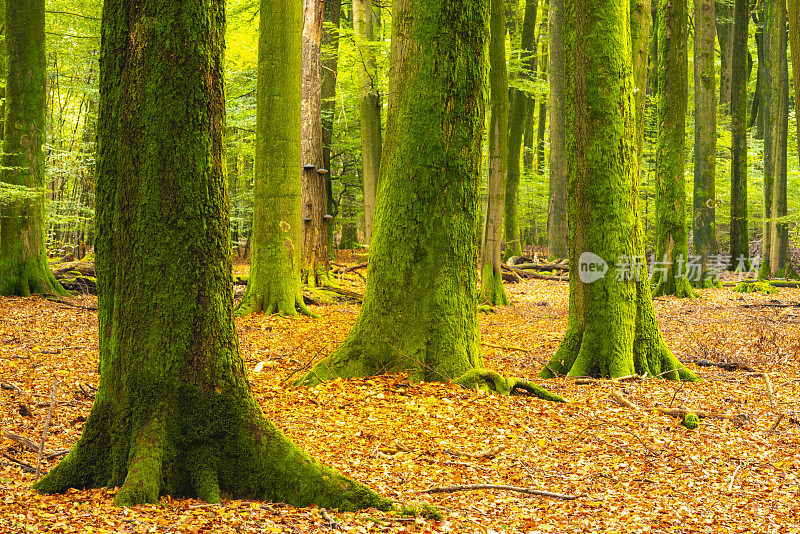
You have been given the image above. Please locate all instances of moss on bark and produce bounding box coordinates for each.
[36,0,387,511]
[0,0,65,297]
[540,0,697,382]
[235,0,312,318]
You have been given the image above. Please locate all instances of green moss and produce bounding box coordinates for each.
[682,412,700,429]
[733,281,778,294]
[398,503,443,521]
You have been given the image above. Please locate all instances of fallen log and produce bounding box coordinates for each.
[421,484,579,501]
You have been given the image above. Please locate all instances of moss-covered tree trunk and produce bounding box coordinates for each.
[716,0,734,110]
[631,0,650,168]
[236,0,313,317]
[0,0,65,297]
[762,0,789,277]
[322,0,341,254]
[481,0,510,306]
[547,0,568,259]
[729,0,749,268]
[652,0,696,298]
[692,0,719,287]
[535,3,549,174]
[504,0,538,261]
[353,0,382,245]
[300,0,489,384]
[35,0,389,511]
[302,0,332,285]
[788,1,800,267]
[540,0,697,381]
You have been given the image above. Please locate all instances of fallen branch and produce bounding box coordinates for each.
[760,373,776,409]
[1,382,21,393]
[727,463,742,492]
[35,380,59,479]
[3,430,40,452]
[693,359,755,372]
[768,414,784,432]
[609,391,744,421]
[319,285,364,302]
[443,445,506,459]
[420,484,578,501]
[335,262,367,274]
[2,452,35,473]
[320,508,342,530]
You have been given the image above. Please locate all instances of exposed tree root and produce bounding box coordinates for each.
[454,369,566,402]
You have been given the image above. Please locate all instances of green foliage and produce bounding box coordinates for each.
[398,503,443,521]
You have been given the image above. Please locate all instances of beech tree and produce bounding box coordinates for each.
[353,0,382,244]
[652,0,696,298]
[504,0,538,261]
[481,0,510,306]
[729,0,749,266]
[35,0,388,510]
[235,0,313,316]
[298,0,560,400]
[547,0,568,259]
[692,0,719,287]
[540,0,697,381]
[0,0,65,297]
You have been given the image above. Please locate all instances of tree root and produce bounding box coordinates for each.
[454,369,566,402]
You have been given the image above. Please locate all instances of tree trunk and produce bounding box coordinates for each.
[535,3,549,174]
[631,0,651,167]
[235,0,314,317]
[541,0,696,382]
[302,0,331,285]
[652,0,696,298]
[35,0,389,512]
[481,0,510,306]
[716,0,734,110]
[504,0,538,261]
[0,0,65,297]
[301,0,489,384]
[762,0,789,277]
[729,0,749,267]
[547,0,568,259]
[353,0,382,246]
[787,0,800,267]
[752,7,766,138]
[322,0,341,254]
[692,0,719,287]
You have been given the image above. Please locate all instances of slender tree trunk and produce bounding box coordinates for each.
[301,0,489,384]
[729,0,749,266]
[652,0,696,298]
[322,0,341,254]
[693,0,719,287]
[35,0,389,512]
[762,0,789,277]
[716,0,734,110]
[752,7,766,138]
[235,0,315,317]
[547,0,568,259]
[631,0,651,167]
[0,0,65,297]
[787,0,800,270]
[481,0,510,306]
[535,3,549,174]
[353,0,382,245]
[504,0,538,261]
[302,0,331,285]
[541,0,696,381]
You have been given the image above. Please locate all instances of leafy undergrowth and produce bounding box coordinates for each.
[1,266,799,533]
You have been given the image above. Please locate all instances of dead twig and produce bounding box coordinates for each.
[768,414,784,432]
[35,380,59,479]
[1,382,21,393]
[760,373,776,409]
[2,452,35,473]
[420,484,579,501]
[320,508,342,530]
[2,430,40,452]
[727,463,742,492]
[443,445,506,459]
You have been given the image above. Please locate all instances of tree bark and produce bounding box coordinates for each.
[729,0,749,267]
[35,0,389,512]
[716,0,734,110]
[481,0,510,306]
[692,0,719,287]
[322,0,341,254]
[300,0,490,384]
[504,0,538,261]
[302,0,331,285]
[353,0,382,246]
[547,0,568,259]
[631,0,651,168]
[541,0,696,381]
[0,0,65,297]
[762,0,789,277]
[652,0,696,298]
[535,3,549,174]
[235,0,314,317]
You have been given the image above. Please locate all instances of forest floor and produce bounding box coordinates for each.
[1,262,799,533]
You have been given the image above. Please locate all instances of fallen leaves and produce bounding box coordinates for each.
[1,269,799,532]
